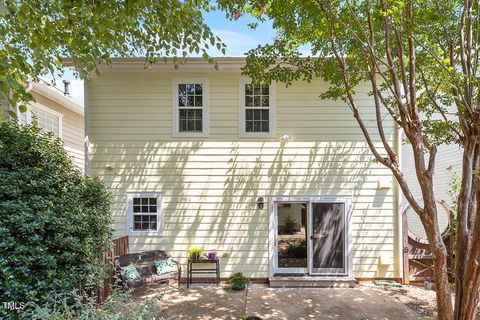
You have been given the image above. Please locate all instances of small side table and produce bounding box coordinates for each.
[187,259,220,288]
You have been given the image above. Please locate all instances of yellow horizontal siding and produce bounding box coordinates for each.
[89,71,398,279]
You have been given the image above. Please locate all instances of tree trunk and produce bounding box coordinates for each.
[423,209,454,320]
[454,138,479,320]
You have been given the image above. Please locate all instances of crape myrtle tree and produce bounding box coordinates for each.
[0,0,225,114]
[217,0,480,319]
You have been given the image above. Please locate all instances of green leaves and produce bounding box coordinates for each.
[0,122,113,319]
[1,0,226,109]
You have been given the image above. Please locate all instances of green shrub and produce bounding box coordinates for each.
[0,121,113,318]
[285,239,307,258]
[228,272,248,291]
[22,288,165,320]
[284,216,297,234]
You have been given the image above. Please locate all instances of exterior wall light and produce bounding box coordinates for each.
[257,197,265,209]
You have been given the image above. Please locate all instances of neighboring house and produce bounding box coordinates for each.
[75,57,404,284]
[402,142,462,240]
[14,80,85,172]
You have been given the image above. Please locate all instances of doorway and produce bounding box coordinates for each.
[269,196,352,278]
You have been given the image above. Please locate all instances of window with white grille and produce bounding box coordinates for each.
[239,79,275,136]
[127,193,163,236]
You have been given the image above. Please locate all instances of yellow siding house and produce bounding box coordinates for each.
[81,58,403,284]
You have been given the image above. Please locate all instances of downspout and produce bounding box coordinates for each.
[395,124,404,281]
[83,80,90,176]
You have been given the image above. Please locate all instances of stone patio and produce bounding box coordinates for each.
[131,283,423,319]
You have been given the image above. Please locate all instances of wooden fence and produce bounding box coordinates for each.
[96,235,129,303]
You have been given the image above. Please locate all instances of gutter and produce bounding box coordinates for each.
[62,57,247,72]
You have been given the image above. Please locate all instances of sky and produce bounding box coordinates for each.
[47,9,278,106]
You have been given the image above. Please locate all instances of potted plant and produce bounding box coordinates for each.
[228,272,248,291]
[187,247,203,260]
[284,216,297,234]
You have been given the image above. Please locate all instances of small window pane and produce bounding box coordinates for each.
[178,84,187,95]
[253,121,261,132]
[179,109,187,120]
[245,84,253,95]
[134,215,141,222]
[253,110,261,121]
[142,205,149,212]
[142,222,150,230]
[195,84,203,95]
[187,96,194,106]
[261,85,269,95]
[187,84,196,95]
[134,222,142,230]
[246,121,253,132]
[195,119,202,131]
[261,96,269,107]
[150,198,157,205]
[262,110,269,120]
[133,205,140,213]
[179,120,187,131]
[150,205,157,213]
[254,96,261,106]
[246,109,253,121]
[187,120,195,131]
[133,198,140,205]
[261,121,269,132]
[254,84,261,95]
[194,96,202,107]
[179,95,186,107]
[246,96,253,107]
[141,198,148,205]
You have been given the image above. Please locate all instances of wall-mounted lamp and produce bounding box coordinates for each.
[105,164,114,171]
[280,134,291,143]
[257,197,265,209]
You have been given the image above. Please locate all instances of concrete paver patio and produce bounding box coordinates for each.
[132,283,422,319]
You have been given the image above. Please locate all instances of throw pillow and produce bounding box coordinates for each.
[154,259,175,275]
[121,264,141,282]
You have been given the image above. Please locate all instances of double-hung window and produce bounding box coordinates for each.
[127,192,163,236]
[20,104,63,138]
[239,78,275,136]
[172,78,209,137]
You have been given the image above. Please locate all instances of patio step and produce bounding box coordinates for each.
[269,276,357,288]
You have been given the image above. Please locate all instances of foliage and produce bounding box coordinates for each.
[284,239,307,258]
[227,272,248,290]
[0,0,226,115]
[445,170,461,237]
[187,247,204,260]
[0,121,113,318]
[21,288,177,320]
[284,216,297,234]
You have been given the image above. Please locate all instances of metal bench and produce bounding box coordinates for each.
[114,250,181,288]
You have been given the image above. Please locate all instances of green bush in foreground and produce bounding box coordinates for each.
[0,121,113,318]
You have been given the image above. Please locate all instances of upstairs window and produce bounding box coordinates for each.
[239,79,275,136]
[172,79,209,137]
[127,192,163,236]
[21,104,62,138]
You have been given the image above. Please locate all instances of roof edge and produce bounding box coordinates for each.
[32,82,84,116]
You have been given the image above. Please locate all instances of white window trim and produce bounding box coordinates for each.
[126,192,164,237]
[239,77,276,137]
[22,103,64,138]
[171,78,209,138]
